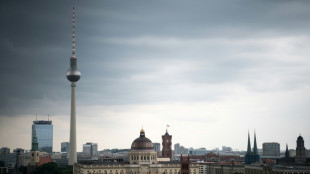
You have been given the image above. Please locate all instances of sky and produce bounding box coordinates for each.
[0,0,310,152]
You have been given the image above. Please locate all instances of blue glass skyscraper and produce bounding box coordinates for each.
[32,120,53,153]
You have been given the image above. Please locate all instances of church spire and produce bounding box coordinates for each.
[247,131,251,154]
[285,143,289,158]
[253,130,258,155]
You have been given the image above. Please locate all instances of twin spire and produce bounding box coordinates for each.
[247,130,258,155]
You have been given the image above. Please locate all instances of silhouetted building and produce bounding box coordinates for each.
[278,144,295,164]
[295,135,306,164]
[162,129,172,159]
[245,131,259,165]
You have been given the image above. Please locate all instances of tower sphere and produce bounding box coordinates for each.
[67,57,81,82]
[66,69,81,82]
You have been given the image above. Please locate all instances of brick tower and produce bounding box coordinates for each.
[180,154,190,174]
[162,129,172,159]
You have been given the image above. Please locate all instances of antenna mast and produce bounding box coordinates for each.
[72,6,76,58]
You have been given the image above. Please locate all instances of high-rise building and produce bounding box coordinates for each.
[262,142,280,157]
[222,146,232,152]
[295,135,306,164]
[189,148,207,156]
[66,6,81,165]
[32,120,53,153]
[61,142,70,153]
[82,142,98,157]
[162,129,172,159]
[0,147,10,154]
[174,143,180,155]
[153,143,160,153]
[245,131,259,165]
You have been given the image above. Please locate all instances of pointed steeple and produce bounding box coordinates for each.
[247,131,251,154]
[285,143,289,158]
[253,130,258,155]
[165,128,169,136]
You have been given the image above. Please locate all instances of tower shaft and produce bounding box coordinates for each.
[69,82,77,165]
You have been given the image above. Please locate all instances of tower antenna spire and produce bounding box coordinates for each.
[67,6,81,166]
[72,6,76,58]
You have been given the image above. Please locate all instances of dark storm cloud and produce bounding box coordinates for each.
[1,0,310,116]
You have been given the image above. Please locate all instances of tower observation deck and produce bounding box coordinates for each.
[67,6,81,166]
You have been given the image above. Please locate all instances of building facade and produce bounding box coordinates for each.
[74,129,199,174]
[153,143,161,156]
[262,142,280,157]
[32,120,53,153]
[83,142,98,158]
[295,135,306,164]
[61,142,70,153]
[162,130,172,159]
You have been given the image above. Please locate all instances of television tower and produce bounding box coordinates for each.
[66,6,81,165]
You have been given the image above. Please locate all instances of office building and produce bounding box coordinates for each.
[61,142,70,153]
[262,142,280,157]
[32,120,53,153]
[153,143,160,153]
[222,146,232,152]
[174,143,180,155]
[0,147,10,154]
[189,148,207,156]
[82,142,98,157]
[174,143,189,155]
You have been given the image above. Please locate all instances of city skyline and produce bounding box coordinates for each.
[0,1,310,152]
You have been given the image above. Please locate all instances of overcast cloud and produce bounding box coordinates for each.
[0,0,310,152]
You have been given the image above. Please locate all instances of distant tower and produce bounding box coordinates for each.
[295,135,306,164]
[30,131,40,166]
[67,6,81,165]
[253,131,258,155]
[27,131,40,174]
[162,129,172,159]
[246,131,251,154]
[245,131,259,165]
[285,144,289,158]
[180,154,190,174]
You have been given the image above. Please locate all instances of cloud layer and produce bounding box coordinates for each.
[0,0,310,151]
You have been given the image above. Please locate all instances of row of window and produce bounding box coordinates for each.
[130,155,157,161]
